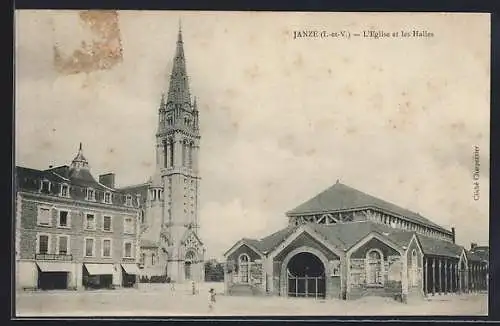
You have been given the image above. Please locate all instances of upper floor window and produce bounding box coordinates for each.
[84,238,95,257]
[85,213,96,230]
[140,253,146,265]
[37,233,50,254]
[102,239,112,258]
[86,188,96,201]
[58,210,70,228]
[125,195,133,207]
[103,215,112,232]
[124,217,134,234]
[104,192,112,204]
[37,206,52,226]
[60,184,69,197]
[57,235,70,255]
[123,241,133,258]
[151,253,156,265]
[40,180,51,193]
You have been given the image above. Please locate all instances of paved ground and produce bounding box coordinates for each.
[15,283,488,317]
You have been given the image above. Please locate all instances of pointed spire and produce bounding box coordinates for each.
[166,21,191,109]
[71,142,89,170]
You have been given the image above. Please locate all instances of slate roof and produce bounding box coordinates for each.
[17,165,123,193]
[467,246,489,263]
[227,221,465,259]
[117,183,150,206]
[286,182,450,233]
[417,233,464,258]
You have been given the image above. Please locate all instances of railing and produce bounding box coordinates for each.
[35,253,73,261]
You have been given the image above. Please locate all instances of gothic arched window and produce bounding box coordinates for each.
[411,249,418,286]
[366,249,383,286]
[188,142,193,169]
[181,140,187,167]
[167,115,173,125]
[169,139,174,167]
[238,254,250,283]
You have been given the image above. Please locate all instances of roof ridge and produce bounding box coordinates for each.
[117,182,150,189]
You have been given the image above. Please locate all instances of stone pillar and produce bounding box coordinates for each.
[423,257,428,296]
[280,266,287,297]
[432,258,436,296]
[464,264,469,293]
[444,259,448,294]
[76,263,84,290]
[438,259,442,295]
[113,263,122,287]
[401,253,408,303]
[264,258,273,294]
[450,261,455,294]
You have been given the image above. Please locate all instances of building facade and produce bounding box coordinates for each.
[119,26,205,283]
[224,181,488,302]
[15,144,142,291]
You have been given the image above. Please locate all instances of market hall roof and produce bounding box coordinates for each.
[286,181,451,234]
[226,221,466,259]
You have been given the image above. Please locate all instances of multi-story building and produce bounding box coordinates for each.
[119,25,205,283]
[15,144,142,290]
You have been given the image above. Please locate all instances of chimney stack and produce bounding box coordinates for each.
[471,242,478,250]
[99,173,115,188]
[451,227,456,243]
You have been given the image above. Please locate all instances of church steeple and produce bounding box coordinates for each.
[166,21,191,109]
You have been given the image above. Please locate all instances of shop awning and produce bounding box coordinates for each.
[84,263,114,275]
[121,263,140,275]
[37,262,72,272]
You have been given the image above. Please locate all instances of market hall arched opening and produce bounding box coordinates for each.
[286,252,326,299]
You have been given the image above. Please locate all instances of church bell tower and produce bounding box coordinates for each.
[152,23,205,283]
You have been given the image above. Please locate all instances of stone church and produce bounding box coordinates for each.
[224,181,488,302]
[118,26,205,283]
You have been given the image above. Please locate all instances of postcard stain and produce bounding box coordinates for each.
[53,10,123,75]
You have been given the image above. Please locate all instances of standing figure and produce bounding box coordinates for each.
[191,280,196,295]
[170,281,175,293]
[208,288,216,312]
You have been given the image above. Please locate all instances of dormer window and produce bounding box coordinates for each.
[104,191,112,204]
[125,194,133,207]
[60,183,69,197]
[40,180,51,193]
[86,188,96,201]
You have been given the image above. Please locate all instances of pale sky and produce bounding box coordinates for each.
[15,11,490,260]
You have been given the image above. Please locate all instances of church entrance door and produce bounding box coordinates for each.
[184,250,196,281]
[185,262,192,280]
[286,252,325,299]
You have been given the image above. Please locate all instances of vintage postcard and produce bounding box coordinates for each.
[14,10,489,317]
